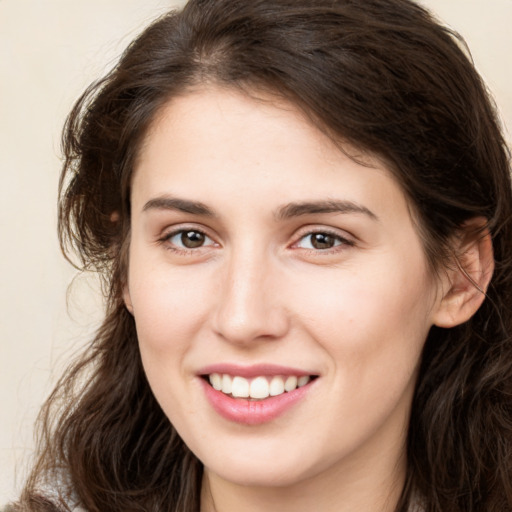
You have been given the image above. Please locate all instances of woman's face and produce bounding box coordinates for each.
[126,87,443,490]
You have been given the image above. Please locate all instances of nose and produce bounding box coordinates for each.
[211,248,290,346]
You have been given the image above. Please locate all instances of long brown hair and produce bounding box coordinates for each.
[11,0,512,510]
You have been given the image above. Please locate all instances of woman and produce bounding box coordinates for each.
[8,0,512,510]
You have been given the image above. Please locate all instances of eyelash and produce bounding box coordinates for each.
[292,229,355,253]
[158,227,354,255]
[158,227,217,254]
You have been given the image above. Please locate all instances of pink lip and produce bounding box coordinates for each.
[198,363,313,379]
[199,370,317,426]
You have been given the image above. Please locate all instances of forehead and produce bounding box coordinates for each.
[132,86,409,225]
[138,87,351,168]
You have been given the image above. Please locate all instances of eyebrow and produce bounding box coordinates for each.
[142,196,216,216]
[142,196,378,222]
[275,200,378,221]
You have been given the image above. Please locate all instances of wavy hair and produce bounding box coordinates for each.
[11,0,512,510]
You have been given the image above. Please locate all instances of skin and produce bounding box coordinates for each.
[124,86,487,512]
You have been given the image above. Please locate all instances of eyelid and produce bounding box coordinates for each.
[290,226,356,251]
[155,223,355,254]
[158,224,220,251]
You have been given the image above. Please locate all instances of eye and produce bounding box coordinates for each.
[165,229,216,250]
[295,231,351,250]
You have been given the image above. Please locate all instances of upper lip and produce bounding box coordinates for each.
[198,363,317,379]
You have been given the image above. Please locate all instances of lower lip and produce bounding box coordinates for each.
[201,378,314,425]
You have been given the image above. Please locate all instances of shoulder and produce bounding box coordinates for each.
[1,489,87,512]
[0,504,86,512]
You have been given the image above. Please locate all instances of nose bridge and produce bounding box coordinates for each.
[213,242,288,344]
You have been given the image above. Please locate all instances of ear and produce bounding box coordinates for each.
[123,284,134,315]
[432,217,494,328]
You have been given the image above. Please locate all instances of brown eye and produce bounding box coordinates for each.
[165,229,215,250]
[181,230,206,248]
[295,231,350,251]
[310,233,337,249]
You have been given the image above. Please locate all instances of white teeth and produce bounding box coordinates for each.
[221,374,233,394]
[209,373,222,390]
[298,375,311,387]
[231,376,250,398]
[208,373,313,399]
[284,375,298,392]
[269,376,285,396]
[250,376,270,399]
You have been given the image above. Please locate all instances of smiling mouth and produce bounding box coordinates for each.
[204,373,318,400]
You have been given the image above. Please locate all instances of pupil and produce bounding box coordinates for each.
[311,233,334,249]
[181,231,205,248]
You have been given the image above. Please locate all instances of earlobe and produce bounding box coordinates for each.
[432,218,494,328]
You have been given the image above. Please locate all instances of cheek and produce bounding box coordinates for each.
[126,272,214,432]
[128,259,215,355]
[294,258,433,391]
[296,260,432,341]
[127,262,214,422]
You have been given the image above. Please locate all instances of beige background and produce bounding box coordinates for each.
[1,0,511,504]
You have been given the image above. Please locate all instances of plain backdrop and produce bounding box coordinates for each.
[1,0,511,504]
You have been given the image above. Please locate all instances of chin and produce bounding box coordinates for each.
[209,464,309,488]
[200,445,329,489]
